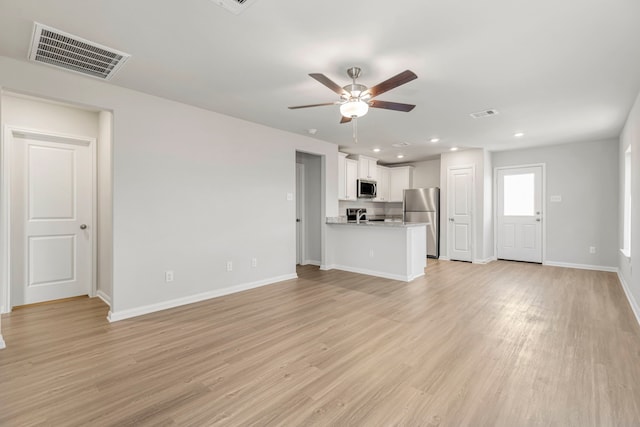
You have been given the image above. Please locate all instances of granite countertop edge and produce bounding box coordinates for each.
[326,221,429,228]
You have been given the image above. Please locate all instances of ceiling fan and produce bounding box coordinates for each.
[289,67,417,141]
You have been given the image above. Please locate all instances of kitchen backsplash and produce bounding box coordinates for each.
[338,200,403,218]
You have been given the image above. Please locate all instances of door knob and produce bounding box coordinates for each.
[449,218,454,222]
[536,218,541,222]
[296,219,301,223]
[80,224,87,229]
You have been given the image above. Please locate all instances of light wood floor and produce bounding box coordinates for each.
[1,261,640,426]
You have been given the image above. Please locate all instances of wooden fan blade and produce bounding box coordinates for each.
[369,100,416,112]
[309,73,349,96]
[365,70,417,99]
[288,102,338,109]
[340,116,352,124]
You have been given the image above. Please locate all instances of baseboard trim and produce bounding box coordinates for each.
[302,260,321,266]
[543,261,618,272]
[96,290,111,307]
[107,273,298,322]
[438,256,451,261]
[0,334,5,349]
[319,264,330,271]
[473,257,497,264]
[324,264,420,282]
[617,270,640,328]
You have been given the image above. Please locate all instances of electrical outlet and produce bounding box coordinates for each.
[369,249,374,258]
[589,246,596,254]
[226,261,233,272]
[251,257,257,268]
[165,270,174,282]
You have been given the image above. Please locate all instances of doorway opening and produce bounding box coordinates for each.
[295,151,323,267]
[0,91,113,313]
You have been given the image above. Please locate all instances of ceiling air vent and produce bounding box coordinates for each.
[392,142,411,148]
[212,0,259,15]
[470,109,500,119]
[28,22,130,80]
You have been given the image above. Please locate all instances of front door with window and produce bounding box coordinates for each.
[496,166,543,263]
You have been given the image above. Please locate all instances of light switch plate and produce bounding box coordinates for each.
[550,195,562,202]
[286,193,293,201]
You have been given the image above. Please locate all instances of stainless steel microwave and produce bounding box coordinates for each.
[357,179,377,198]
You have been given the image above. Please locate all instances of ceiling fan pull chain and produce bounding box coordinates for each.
[353,117,358,143]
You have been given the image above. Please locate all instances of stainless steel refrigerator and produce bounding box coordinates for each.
[404,187,440,258]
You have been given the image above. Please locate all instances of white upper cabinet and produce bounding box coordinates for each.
[389,166,414,202]
[338,152,358,200]
[345,159,358,200]
[338,152,347,200]
[375,165,390,202]
[354,155,378,180]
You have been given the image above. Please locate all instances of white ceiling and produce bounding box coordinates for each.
[1,0,639,164]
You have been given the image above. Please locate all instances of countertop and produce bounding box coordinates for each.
[326,220,429,228]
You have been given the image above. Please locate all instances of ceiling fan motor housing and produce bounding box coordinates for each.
[342,83,368,99]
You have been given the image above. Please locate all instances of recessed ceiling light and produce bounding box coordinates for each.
[397,154,405,159]
[514,132,524,137]
[450,147,459,151]
[430,138,440,143]
[307,128,318,135]
[372,148,381,152]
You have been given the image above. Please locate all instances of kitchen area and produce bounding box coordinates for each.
[325,153,440,282]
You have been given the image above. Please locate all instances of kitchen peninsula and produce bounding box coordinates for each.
[325,221,427,282]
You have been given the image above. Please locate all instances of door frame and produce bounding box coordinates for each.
[1,125,98,312]
[446,164,475,261]
[295,162,305,265]
[493,163,547,264]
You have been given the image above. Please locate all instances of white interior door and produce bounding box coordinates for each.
[295,163,304,265]
[496,166,543,263]
[10,133,93,306]
[448,167,473,261]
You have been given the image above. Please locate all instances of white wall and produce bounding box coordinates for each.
[619,90,640,322]
[411,159,440,189]
[492,138,619,268]
[0,56,338,320]
[2,93,99,136]
[483,150,494,260]
[296,151,322,265]
[97,111,113,305]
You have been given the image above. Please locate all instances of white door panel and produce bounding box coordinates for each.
[448,167,473,261]
[497,166,543,263]
[11,134,93,305]
[453,224,470,252]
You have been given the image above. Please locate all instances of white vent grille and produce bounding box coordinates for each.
[212,0,259,15]
[392,142,411,148]
[470,109,499,119]
[28,23,130,80]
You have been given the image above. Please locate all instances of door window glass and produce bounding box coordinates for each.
[504,173,534,216]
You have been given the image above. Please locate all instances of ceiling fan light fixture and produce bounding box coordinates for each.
[340,100,369,118]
